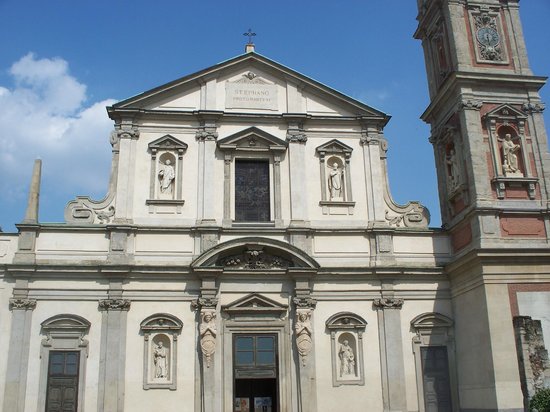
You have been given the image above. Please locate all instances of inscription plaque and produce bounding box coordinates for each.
[225,73,278,110]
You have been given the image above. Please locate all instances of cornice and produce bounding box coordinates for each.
[108,108,388,126]
[421,72,548,122]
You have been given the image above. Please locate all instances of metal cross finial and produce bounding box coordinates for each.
[243,28,256,44]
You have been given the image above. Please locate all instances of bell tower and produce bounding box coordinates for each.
[415,0,549,248]
[415,1,550,411]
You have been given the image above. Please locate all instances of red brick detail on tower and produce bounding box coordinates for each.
[500,215,546,237]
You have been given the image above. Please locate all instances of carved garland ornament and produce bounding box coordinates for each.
[218,247,292,269]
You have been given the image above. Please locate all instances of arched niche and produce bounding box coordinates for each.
[140,313,183,390]
[326,312,367,386]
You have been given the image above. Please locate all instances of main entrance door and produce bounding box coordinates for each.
[233,334,278,412]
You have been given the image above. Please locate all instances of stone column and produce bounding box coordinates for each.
[97,298,131,412]
[293,296,317,412]
[2,296,36,412]
[374,297,406,412]
[192,272,219,412]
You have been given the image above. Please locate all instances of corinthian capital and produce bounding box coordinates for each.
[458,99,483,111]
[523,102,546,114]
[9,298,37,311]
[373,297,404,310]
[98,298,131,311]
[286,129,307,143]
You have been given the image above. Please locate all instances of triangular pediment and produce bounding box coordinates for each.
[316,139,353,155]
[109,53,388,122]
[484,104,527,120]
[218,127,287,152]
[222,293,288,319]
[148,134,188,151]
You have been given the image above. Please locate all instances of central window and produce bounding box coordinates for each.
[235,160,270,222]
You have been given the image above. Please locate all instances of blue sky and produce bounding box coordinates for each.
[0,0,549,232]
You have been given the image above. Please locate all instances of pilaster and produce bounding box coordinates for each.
[97,292,130,412]
[3,292,36,412]
[196,111,222,226]
[113,122,139,223]
[192,271,220,412]
[285,115,309,227]
[291,271,318,412]
[360,125,386,222]
[293,292,317,412]
[374,295,406,412]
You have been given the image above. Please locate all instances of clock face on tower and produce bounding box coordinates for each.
[476,27,500,47]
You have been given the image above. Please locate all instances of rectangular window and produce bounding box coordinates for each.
[235,160,270,222]
[46,351,80,412]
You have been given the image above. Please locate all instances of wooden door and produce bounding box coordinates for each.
[46,351,80,412]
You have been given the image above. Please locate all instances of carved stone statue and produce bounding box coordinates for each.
[446,148,461,191]
[153,341,168,379]
[199,311,217,368]
[338,340,356,377]
[295,311,313,365]
[501,134,522,176]
[328,162,343,200]
[158,159,175,195]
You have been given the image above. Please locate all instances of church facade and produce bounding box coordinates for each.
[1,1,549,411]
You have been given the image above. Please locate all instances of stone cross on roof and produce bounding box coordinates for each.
[243,28,256,45]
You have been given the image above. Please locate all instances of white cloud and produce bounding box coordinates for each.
[0,53,116,213]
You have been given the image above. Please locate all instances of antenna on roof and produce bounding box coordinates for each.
[243,28,256,53]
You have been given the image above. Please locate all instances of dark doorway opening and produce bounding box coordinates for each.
[421,346,452,412]
[233,334,278,412]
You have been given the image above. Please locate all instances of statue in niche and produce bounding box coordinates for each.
[328,162,344,200]
[199,311,217,368]
[295,311,313,365]
[338,339,356,377]
[158,158,175,195]
[446,148,462,191]
[501,133,522,176]
[153,340,169,379]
